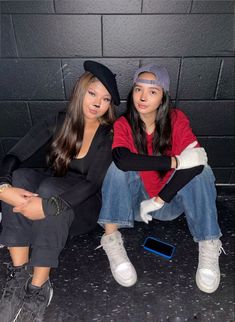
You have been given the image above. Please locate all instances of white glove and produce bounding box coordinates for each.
[140,197,164,224]
[176,141,208,170]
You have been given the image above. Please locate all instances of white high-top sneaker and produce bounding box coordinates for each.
[196,239,224,293]
[100,231,137,287]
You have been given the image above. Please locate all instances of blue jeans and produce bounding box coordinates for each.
[98,163,222,242]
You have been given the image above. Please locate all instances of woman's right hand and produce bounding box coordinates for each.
[0,186,37,207]
[176,141,208,170]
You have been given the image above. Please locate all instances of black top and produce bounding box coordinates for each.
[69,158,88,176]
[0,110,113,212]
[59,124,113,209]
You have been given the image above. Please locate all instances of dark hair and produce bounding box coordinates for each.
[125,88,172,156]
[49,71,116,175]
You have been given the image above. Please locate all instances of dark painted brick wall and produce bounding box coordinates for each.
[0,0,234,184]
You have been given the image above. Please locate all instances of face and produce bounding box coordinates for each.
[83,80,112,121]
[133,72,163,118]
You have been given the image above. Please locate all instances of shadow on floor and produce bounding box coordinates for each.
[0,195,234,322]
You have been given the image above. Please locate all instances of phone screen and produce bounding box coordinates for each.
[144,237,175,258]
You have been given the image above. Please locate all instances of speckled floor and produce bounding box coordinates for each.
[0,195,234,322]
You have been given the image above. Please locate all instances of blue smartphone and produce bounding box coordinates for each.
[143,236,175,260]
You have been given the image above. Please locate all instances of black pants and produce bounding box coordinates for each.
[0,168,100,267]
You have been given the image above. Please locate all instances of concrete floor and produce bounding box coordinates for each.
[0,194,234,322]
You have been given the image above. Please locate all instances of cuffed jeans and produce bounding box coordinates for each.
[98,163,222,242]
[0,168,76,267]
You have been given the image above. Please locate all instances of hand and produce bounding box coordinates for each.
[176,141,208,170]
[13,196,45,220]
[140,197,164,224]
[0,186,38,207]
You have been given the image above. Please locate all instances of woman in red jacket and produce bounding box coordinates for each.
[98,64,223,294]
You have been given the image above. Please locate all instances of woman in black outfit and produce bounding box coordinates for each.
[0,61,120,322]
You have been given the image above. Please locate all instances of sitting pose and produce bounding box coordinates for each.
[98,64,223,294]
[0,61,120,322]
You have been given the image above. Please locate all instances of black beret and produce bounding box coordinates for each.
[84,60,120,106]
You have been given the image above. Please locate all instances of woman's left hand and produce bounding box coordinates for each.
[13,196,46,220]
[140,196,164,224]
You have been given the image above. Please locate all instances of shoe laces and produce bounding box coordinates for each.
[25,287,47,305]
[199,241,226,272]
[97,235,129,267]
[19,287,47,319]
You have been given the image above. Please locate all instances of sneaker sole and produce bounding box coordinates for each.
[111,267,137,287]
[13,288,53,322]
[47,288,53,307]
[13,308,22,322]
[196,271,220,294]
[114,276,137,287]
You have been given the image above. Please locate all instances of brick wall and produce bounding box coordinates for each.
[0,0,234,183]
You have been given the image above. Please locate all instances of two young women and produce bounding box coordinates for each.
[98,64,223,295]
[0,61,120,322]
[0,61,222,322]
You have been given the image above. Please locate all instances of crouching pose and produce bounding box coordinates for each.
[98,64,223,294]
[0,61,120,322]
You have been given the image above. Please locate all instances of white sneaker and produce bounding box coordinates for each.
[100,231,137,287]
[196,239,224,293]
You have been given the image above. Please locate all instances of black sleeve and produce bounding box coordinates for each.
[158,166,204,203]
[0,113,64,186]
[112,147,172,172]
[7,114,57,162]
[59,135,113,211]
[0,154,21,185]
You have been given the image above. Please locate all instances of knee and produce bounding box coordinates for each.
[180,166,216,199]
[37,178,57,198]
[105,162,127,183]
[196,166,216,184]
[104,162,140,188]
[12,168,32,187]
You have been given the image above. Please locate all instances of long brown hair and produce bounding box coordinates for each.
[126,88,172,156]
[49,71,116,175]
[125,88,172,179]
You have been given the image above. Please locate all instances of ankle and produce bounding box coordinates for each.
[12,262,28,269]
[102,231,122,243]
[32,267,51,287]
[28,280,49,290]
[105,224,118,236]
[105,230,118,236]
[31,278,49,288]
